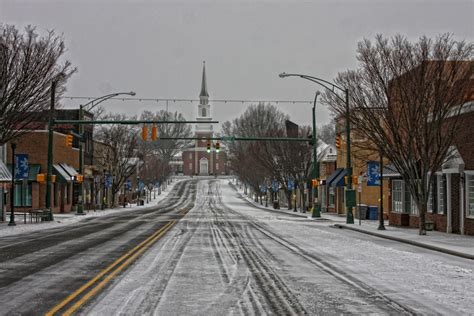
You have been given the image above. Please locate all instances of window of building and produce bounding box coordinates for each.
[467,173,474,218]
[329,187,335,207]
[202,107,206,117]
[392,180,404,213]
[427,176,435,213]
[189,163,192,171]
[437,175,445,214]
[320,186,327,209]
[53,183,58,207]
[14,183,32,207]
[66,183,70,204]
[216,163,219,170]
[189,153,192,159]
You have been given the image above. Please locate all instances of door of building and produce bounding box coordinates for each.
[199,158,209,175]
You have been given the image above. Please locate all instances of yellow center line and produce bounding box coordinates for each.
[45,220,176,316]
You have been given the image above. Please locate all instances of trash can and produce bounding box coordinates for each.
[356,204,368,219]
[368,206,378,220]
[139,199,145,206]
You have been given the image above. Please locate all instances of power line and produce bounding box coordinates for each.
[63,96,313,105]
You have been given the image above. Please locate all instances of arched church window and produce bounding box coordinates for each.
[202,107,206,117]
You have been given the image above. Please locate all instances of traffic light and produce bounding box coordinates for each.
[65,134,73,147]
[353,175,358,185]
[215,141,220,153]
[207,141,211,153]
[151,124,157,141]
[311,179,319,187]
[36,173,45,183]
[142,125,148,141]
[75,175,84,183]
[335,135,341,150]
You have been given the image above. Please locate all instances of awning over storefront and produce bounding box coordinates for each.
[53,164,72,182]
[326,168,344,187]
[59,163,78,179]
[331,169,347,187]
[7,164,41,181]
[0,160,12,182]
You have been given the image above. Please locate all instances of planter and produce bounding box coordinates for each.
[425,221,435,231]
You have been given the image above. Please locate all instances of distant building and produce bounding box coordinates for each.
[182,62,229,176]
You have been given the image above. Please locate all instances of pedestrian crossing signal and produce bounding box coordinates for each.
[311,179,319,187]
[215,142,220,153]
[65,134,73,147]
[207,141,211,153]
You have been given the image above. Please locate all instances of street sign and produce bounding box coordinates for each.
[367,161,380,186]
[357,185,362,193]
[15,154,29,180]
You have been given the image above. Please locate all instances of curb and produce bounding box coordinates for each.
[334,224,474,260]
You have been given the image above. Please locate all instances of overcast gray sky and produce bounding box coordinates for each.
[1,0,473,129]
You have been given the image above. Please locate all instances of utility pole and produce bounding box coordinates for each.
[45,81,56,221]
[378,148,386,230]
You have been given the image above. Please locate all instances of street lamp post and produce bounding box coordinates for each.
[279,72,355,224]
[76,91,136,215]
[312,91,321,218]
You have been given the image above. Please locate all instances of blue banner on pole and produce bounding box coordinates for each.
[287,178,295,191]
[139,181,145,191]
[367,161,380,186]
[105,175,113,188]
[125,180,132,191]
[15,154,29,180]
[272,181,279,192]
[260,185,267,193]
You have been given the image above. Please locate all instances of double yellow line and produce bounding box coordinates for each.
[46,220,176,316]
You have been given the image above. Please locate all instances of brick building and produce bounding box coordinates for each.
[387,61,474,235]
[182,62,228,176]
[5,131,79,214]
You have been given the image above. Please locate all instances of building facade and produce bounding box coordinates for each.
[182,62,228,176]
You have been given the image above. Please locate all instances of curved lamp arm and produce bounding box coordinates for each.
[82,91,136,112]
[279,72,345,103]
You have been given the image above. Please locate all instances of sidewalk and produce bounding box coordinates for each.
[230,181,474,260]
[331,216,474,260]
[0,179,182,238]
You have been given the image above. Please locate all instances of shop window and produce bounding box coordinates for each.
[392,180,404,213]
[437,175,445,214]
[14,183,32,207]
[467,173,474,218]
[329,187,335,207]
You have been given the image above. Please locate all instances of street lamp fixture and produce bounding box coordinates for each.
[279,72,355,224]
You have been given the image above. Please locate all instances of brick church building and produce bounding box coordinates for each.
[182,62,229,176]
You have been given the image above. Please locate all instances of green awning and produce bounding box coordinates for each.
[7,164,41,181]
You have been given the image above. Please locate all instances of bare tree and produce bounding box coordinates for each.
[95,114,139,207]
[223,103,314,208]
[323,34,473,235]
[140,110,192,162]
[318,121,336,145]
[0,24,76,145]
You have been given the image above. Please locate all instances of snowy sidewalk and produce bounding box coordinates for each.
[230,181,474,260]
[0,179,182,238]
[332,218,474,260]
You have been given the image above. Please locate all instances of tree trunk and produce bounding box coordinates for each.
[419,202,427,235]
[287,191,292,210]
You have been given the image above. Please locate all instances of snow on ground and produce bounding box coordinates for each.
[84,179,473,315]
[0,179,183,238]
[220,180,474,315]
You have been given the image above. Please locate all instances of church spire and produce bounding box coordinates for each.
[200,61,209,98]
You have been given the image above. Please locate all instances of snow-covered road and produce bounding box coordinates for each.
[83,179,473,315]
